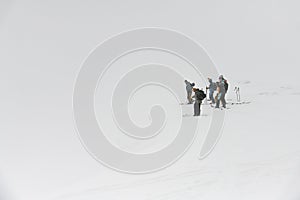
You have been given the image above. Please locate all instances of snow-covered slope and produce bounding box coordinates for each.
[49,81,300,200]
[0,1,300,200]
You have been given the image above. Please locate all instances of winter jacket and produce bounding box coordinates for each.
[218,80,226,93]
[185,80,194,92]
[208,79,217,93]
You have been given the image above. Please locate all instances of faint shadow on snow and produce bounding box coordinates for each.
[237,151,300,187]
[53,151,300,200]
[280,85,293,90]
[258,92,278,96]
[257,85,300,96]
[290,92,300,95]
[237,80,251,85]
[55,167,221,200]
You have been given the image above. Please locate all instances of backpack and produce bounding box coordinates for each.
[197,90,206,100]
[224,80,229,92]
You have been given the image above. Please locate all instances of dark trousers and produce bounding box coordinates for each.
[209,91,215,104]
[194,100,202,116]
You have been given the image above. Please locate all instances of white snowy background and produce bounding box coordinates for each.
[1,0,300,200]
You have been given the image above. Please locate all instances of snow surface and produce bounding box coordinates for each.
[1,1,300,200]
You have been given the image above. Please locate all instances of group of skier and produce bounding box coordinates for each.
[185,75,229,116]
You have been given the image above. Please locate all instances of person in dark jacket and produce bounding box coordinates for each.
[192,88,206,116]
[219,75,229,93]
[185,80,195,104]
[215,76,227,108]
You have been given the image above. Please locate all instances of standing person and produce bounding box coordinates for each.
[192,88,206,116]
[219,75,228,108]
[215,78,226,109]
[184,80,195,104]
[206,78,216,104]
[219,75,229,94]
